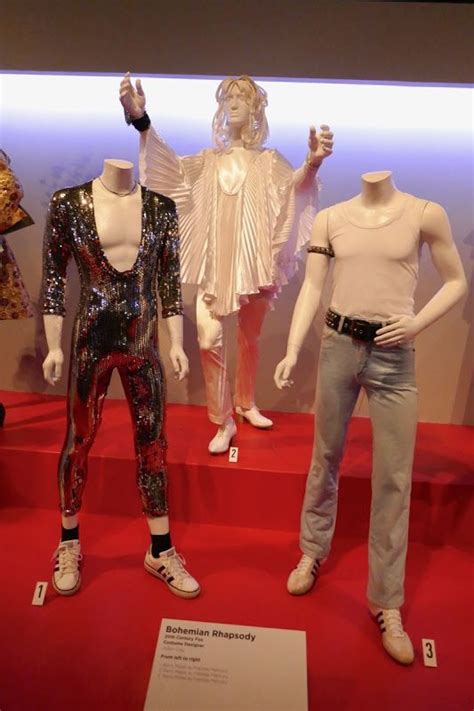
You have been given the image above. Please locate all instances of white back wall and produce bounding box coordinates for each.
[1,73,473,423]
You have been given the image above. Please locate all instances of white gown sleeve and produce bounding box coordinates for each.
[270,150,320,287]
[138,126,211,285]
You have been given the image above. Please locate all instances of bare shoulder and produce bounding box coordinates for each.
[420,200,451,243]
[309,208,331,245]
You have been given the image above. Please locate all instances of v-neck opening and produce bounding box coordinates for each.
[87,180,145,276]
[215,149,261,195]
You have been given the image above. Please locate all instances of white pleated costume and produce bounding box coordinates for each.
[139,127,319,422]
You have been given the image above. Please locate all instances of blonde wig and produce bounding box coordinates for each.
[212,76,269,152]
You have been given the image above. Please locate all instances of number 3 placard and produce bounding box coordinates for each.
[422,638,438,667]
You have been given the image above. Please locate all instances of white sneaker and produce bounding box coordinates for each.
[144,546,201,599]
[52,540,82,596]
[370,606,414,665]
[287,554,321,595]
[235,405,273,429]
[208,417,237,454]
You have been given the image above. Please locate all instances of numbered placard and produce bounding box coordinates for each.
[228,446,239,463]
[32,581,48,606]
[422,638,438,667]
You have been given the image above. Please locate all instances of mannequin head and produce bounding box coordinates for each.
[212,76,269,151]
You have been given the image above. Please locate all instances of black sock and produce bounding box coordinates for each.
[61,525,79,542]
[151,533,172,558]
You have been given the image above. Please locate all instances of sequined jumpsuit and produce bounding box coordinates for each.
[42,182,182,517]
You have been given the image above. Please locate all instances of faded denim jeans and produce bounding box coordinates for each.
[300,325,418,608]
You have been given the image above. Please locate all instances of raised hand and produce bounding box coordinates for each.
[119,72,147,119]
[307,124,334,166]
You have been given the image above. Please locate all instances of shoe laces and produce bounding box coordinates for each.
[380,609,404,637]
[165,551,190,581]
[295,554,317,575]
[52,542,82,574]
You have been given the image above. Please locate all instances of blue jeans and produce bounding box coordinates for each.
[300,326,418,608]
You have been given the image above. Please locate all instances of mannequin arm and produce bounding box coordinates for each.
[42,314,64,385]
[165,314,189,381]
[41,192,71,385]
[274,209,331,388]
[293,125,333,191]
[375,202,467,346]
[158,205,188,380]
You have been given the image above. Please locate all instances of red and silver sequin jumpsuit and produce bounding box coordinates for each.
[42,182,182,517]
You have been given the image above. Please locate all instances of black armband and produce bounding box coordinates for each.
[307,245,335,257]
[124,110,151,132]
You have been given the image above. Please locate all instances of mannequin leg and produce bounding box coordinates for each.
[119,355,200,598]
[299,330,361,560]
[364,346,418,610]
[196,291,235,453]
[53,359,112,596]
[196,291,233,425]
[58,360,113,517]
[118,357,168,518]
[234,292,273,427]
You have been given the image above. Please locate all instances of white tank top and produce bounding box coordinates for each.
[328,193,428,321]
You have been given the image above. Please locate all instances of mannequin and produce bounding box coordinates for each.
[274,171,467,664]
[0,150,34,426]
[42,159,200,599]
[120,74,333,453]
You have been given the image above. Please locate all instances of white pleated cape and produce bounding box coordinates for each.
[140,127,319,316]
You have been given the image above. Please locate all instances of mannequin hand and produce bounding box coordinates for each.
[42,349,64,386]
[169,345,189,381]
[274,354,298,390]
[307,124,334,166]
[119,72,146,119]
[374,316,419,347]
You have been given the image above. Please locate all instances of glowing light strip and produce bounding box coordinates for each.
[1,73,472,133]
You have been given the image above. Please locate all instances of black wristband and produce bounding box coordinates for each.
[125,111,151,132]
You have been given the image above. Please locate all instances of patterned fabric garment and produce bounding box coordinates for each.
[0,238,33,319]
[42,181,183,517]
[0,158,29,233]
[0,157,34,319]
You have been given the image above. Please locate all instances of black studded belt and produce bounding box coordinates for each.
[325,309,385,342]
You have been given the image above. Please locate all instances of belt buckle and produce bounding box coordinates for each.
[350,319,370,341]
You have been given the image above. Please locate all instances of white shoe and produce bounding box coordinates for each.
[52,540,82,596]
[287,554,321,595]
[370,606,414,665]
[144,546,201,599]
[208,417,237,454]
[235,405,273,429]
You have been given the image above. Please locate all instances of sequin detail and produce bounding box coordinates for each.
[42,182,182,516]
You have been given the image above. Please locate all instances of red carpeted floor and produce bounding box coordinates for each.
[0,390,473,711]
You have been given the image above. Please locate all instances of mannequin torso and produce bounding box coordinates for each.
[92,159,141,273]
[344,171,408,228]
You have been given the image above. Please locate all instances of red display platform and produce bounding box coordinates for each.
[0,390,472,543]
[0,390,473,710]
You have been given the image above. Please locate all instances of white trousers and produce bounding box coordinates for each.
[196,289,272,424]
